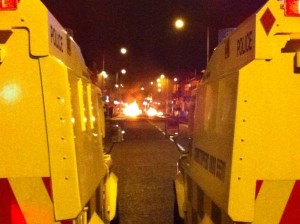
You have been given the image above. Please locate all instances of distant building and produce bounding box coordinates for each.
[171,71,203,122]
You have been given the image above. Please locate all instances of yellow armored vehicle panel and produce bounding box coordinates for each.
[0,0,117,223]
[175,0,300,223]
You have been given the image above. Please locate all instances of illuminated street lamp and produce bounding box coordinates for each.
[174,18,185,30]
[113,48,127,101]
[156,74,170,114]
[121,69,126,75]
[98,71,108,89]
[101,71,108,79]
[120,47,127,55]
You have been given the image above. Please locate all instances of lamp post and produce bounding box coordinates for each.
[156,74,170,115]
[100,71,108,89]
[113,47,128,103]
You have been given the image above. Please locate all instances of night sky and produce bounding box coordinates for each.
[41,0,267,86]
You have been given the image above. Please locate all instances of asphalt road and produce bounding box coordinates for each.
[108,118,181,224]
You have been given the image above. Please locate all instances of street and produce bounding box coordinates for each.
[108,118,182,224]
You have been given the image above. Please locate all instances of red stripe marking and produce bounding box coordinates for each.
[61,220,73,224]
[42,177,53,201]
[255,180,263,199]
[280,180,300,224]
[0,178,27,224]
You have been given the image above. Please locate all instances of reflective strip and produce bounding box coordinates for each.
[254,180,295,223]
[280,180,300,223]
[255,180,300,223]
[9,177,57,224]
[0,178,70,224]
[42,177,53,201]
[0,178,27,224]
[255,180,263,199]
[195,180,300,223]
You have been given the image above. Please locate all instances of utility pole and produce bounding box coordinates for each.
[207,26,210,65]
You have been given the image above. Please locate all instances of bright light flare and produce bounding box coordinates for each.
[101,71,108,78]
[175,19,185,30]
[157,111,164,116]
[121,69,126,74]
[146,108,158,117]
[120,47,127,54]
[0,83,21,104]
[123,101,142,117]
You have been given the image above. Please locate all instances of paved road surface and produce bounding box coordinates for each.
[109,119,180,224]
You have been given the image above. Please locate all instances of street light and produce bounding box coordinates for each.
[101,71,108,79]
[174,18,185,30]
[114,48,127,102]
[121,69,126,75]
[98,71,108,89]
[120,47,127,55]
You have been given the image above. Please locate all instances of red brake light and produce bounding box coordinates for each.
[285,0,300,17]
[0,0,18,10]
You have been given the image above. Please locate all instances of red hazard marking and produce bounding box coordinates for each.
[42,177,53,201]
[280,180,300,223]
[255,180,263,199]
[61,220,73,224]
[260,8,276,35]
[0,179,27,224]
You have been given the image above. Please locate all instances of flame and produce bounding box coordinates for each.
[146,107,157,117]
[157,111,164,116]
[123,101,142,117]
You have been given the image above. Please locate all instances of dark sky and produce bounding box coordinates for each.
[42,0,267,85]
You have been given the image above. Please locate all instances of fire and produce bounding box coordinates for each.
[123,101,142,117]
[146,107,158,117]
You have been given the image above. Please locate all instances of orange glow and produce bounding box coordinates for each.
[146,108,158,117]
[157,111,164,116]
[123,101,142,117]
[175,19,185,29]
